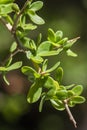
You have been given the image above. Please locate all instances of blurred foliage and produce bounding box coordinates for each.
[0,0,87,130]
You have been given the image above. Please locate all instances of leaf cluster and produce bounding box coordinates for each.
[0,0,86,127]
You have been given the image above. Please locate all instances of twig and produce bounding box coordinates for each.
[0,48,25,66]
[11,0,30,34]
[63,100,77,128]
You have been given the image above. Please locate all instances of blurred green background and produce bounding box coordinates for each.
[0,0,87,130]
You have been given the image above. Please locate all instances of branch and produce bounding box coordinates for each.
[11,0,30,34]
[0,48,25,66]
[63,100,77,128]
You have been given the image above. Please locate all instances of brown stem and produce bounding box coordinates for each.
[63,100,77,128]
[11,0,30,34]
[0,48,25,66]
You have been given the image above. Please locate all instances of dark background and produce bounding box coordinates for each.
[0,0,87,130]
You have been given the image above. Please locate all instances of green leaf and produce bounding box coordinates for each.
[0,67,7,71]
[68,101,75,107]
[12,3,19,12]
[72,85,83,96]
[31,55,43,64]
[28,10,45,25]
[5,57,12,67]
[42,59,48,72]
[37,33,42,45]
[27,81,42,103]
[19,15,37,30]
[45,61,60,73]
[71,96,86,104]
[21,66,40,79]
[0,3,17,15]
[5,14,13,24]
[21,23,37,31]
[55,67,63,84]
[64,37,80,50]
[65,84,75,89]
[44,76,59,89]
[37,41,51,53]
[3,74,10,85]
[22,38,36,51]
[7,61,22,71]
[48,28,56,42]
[47,88,56,97]
[50,99,65,111]
[57,37,68,45]
[39,94,45,112]
[68,90,75,97]
[55,31,63,42]
[10,42,17,52]
[37,41,63,56]
[56,89,68,100]
[22,37,31,49]
[29,1,43,12]
[26,51,43,64]
[39,49,63,56]
[66,49,77,57]
[0,0,14,4]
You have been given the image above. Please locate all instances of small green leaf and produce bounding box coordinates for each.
[21,66,40,79]
[29,1,43,12]
[37,41,51,53]
[27,81,42,103]
[37,33,42,45]
[44,76,59,89]
[64,37,80,50]
[68,90,75,97]
[7,61,22,71]
[71,96,86,104]
[57,37,68,45]
[56,90,68,100]
[0,0,14,4]
[65,84,75,89]
[26,51,43,64]
[0,67,7,71]
[5,14,13,24]
[5,57,12,67]
[55,31,63,42]
[37,41,63,56]
[55,67,63,84]
[50,99,65,111]
[47,88,56,97]
[48,28,56,42]
[39,94,45,112]
[23,23,37,31]
[66,49,77,57]
[10,42,17,52]
[12,3,20,12]
[31,55,43,64]
[72,85,83,96]
[42,59,48,72]
[0,3,17,15]
[28,10,45,25]
[68,101,75,107]
[45,61,60,73]
[3,74,10,85]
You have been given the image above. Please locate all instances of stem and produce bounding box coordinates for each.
[0,1,30,65]
[11,0,30,34]
[0,48,25,66]
[11,0,31,49]
[64,100,77,128]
